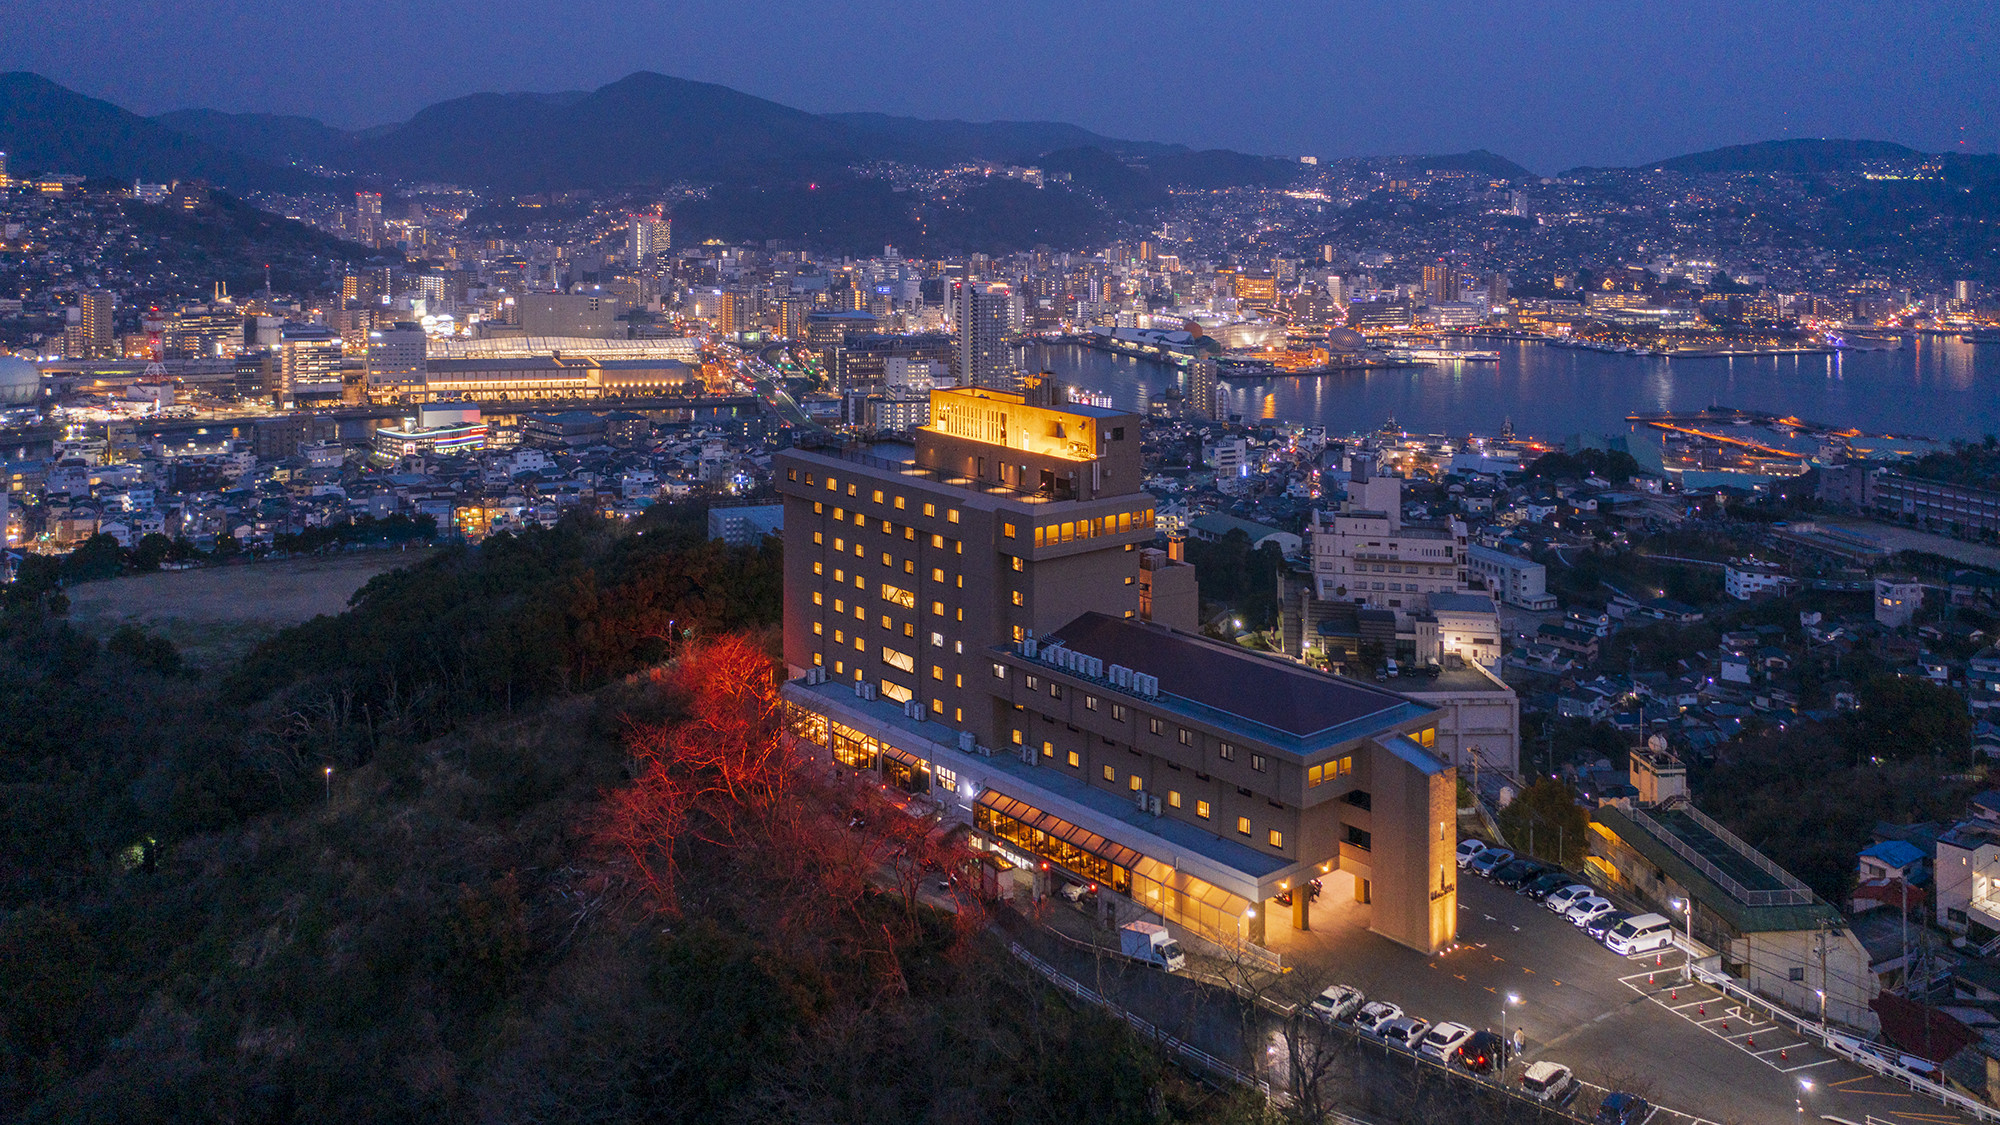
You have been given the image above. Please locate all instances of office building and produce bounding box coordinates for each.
[279,323,344,404]
[367,322,427,394]
[950,281,1017,390]
[775,387,1461,956]
[520,291,627,338]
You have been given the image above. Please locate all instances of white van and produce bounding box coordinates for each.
[1603,911,1675,955]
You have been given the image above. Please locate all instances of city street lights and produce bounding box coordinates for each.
[324,765,333,807]
[1502,992,1521,1070]
[1797,1077,1813,1118]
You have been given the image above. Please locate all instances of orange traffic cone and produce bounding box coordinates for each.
[1670,988,1678,1000]
[1648,972,1655,986]
[1721,1021,1730,1032]
[1655,954,1663,966]
[1780,1048,1788,1061]
[1747,1036,1755,1049]
[1698,1004,1705,1016]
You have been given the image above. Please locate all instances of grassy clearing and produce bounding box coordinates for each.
[64,548,435,667]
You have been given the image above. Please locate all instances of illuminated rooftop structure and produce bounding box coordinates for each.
[915,386,1141,502]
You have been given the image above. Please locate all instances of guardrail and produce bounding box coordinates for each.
[1683,961,2000,1123]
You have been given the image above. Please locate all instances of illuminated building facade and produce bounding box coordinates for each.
[776,388,1459,956]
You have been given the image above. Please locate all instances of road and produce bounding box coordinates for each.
[1258,871,1977,1125]
[751,342,819,431]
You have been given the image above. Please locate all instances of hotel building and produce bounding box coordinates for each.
[774,387,1460,957]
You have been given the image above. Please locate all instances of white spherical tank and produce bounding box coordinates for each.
[0,355,39,406]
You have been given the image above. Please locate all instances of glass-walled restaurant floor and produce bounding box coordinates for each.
[790,701,1257,948]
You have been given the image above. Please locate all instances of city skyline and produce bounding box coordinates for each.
[1,0,1995,173]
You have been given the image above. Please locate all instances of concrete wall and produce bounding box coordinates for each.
[1363,738,1459,953]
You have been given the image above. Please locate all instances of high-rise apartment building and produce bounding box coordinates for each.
[628,212,671,267]
[355,192,382,247]
[66,290,116,359]
[776,389,1460,956]
[950,281,1016,390]
[1422,262,1459,303]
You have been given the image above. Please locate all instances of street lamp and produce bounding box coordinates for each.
[1797,1077,1813,1118]
[324,765,333,807]
[1670,897,1695,982]
[1502,992,1521,1071]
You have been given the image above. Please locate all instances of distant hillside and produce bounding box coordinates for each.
[829,112,1186,163]
[348,73,864,192]
[1403,149,1538,181]
[1036,146,1167,212]
[1572,138,1930,177]
[1146,149,1305,191]
[0,72,320,192]
[152,108,363,168]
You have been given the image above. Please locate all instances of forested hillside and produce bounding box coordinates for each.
[0,503,1261,1123]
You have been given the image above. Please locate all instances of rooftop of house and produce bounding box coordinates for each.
[1860,840,1928,870]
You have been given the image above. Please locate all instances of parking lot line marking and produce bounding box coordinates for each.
[1837,1089,1915,1098]
[1828,1075,1875,1087]
[1483,986,1496,994]
[1750,1042,1806,1055]
[1778,1058,1840,1073]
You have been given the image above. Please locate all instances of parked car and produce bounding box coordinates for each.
[1543,884,1595,913]
[1604,912,1676,956]
[1595,1091,1651,1124]
[1567,896,1616,928]
[1467,848,1515,877]
[1059,880,1096,904]
[1310,984,1365,1024]
[1521,1062,1577,1105]
[1497,860,1553,889]
[1379,1016,1431,1050]
[1586,910,1633,942]
[1456,839,1488,867]
[1355,1001,1404,1035]
[1418,1021,1477,1062]
[1456,1030,1506,1074]
[1521,871,1577,900]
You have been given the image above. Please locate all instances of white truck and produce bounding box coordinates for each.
[1119,921,1185,971]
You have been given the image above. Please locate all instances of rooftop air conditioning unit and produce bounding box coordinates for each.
[1134,789,1149,811]
[1149,795,1162,817]
[959,730,976,753]
[1022,634,1039,658]
[1110,664,1133,688]
[1084,656,1104,679]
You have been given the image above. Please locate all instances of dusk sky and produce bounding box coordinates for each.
[6,0,1995,173]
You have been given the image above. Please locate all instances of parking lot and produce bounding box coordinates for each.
[1260,869,1978,1124]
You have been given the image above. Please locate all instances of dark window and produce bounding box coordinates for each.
[1112,427,1125,441]
[1344,789,1372,811]
[1788,967,1805,982]
[1268,799,1284,810]
[1345,825,1372,851]
[1237,786,1253,797]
